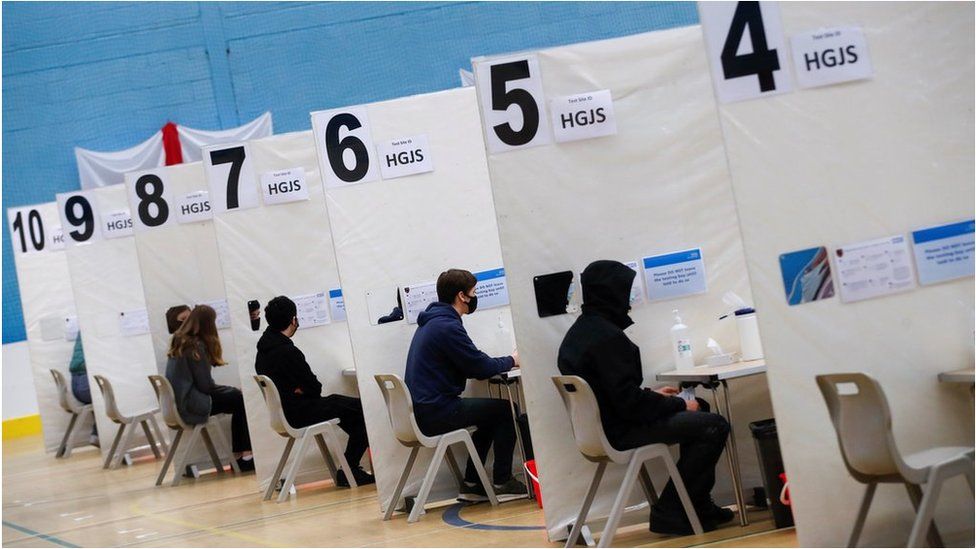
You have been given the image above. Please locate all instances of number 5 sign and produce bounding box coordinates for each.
[699,1,793,103]
[474,54,552,153]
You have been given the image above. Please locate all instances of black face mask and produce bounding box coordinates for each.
[465,293,478,314]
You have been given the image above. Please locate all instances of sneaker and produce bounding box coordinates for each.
[236,456,255,472]
[336,467,375,487]
[457,481,489,503]
[649,504,716,536]
[696,500,735,525]
[492,478,529,503]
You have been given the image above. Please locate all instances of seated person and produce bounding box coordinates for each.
[255,296,374,486]
[68,334,98,445]
[166,305,254,471]
[166,304,191,334]
[405,269,524,502]
[558,260,732,535]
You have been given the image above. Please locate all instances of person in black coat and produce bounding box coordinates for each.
[558,260,733,535]
[255,296,374,487]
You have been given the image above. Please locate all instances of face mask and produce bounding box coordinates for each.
[465,293,478,314]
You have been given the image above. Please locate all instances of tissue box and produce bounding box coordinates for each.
[704,353,736,366]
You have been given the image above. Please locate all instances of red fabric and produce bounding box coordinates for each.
[161,121,183,165]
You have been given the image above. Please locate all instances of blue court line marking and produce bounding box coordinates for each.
[2,520,79,548]
[442,502,545,531]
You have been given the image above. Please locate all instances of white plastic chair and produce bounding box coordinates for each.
[253,375,357,502]
[817,373,975,548]
[374,374,498,522]
[50,369,95,458]
[552,375,703,548]
[93,374,167,469]
[148,375,240,486]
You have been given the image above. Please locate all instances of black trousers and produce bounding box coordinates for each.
[415,398,516,485]
[288,394,369,467]
[209,386,251,453]
[612,398,730,513]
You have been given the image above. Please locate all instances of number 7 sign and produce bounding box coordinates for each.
[699,1,793,103]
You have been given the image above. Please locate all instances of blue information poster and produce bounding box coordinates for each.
[328,288,346,322]
[911,220,975,286]
[473,267,510,310]
[779,246,835,306]
[642,248,707,301]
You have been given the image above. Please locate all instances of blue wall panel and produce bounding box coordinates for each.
[2,1,698,343]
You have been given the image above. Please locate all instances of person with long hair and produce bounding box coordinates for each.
[166,305,253,471]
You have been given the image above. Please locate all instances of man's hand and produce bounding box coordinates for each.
[684,398,700,412]
[655,386,680,396]
[293,387,304,395]
[511,349,520,367]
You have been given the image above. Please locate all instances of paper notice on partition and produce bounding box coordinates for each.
[834,235,917,303]
[64,316,80,341]
[328,288,346,322]
[119,309,150,337]
[911,220,975,286]
[642,248,707,301]
[39,316,65,342]
[403,281,439,325]
[294,292,330,329]
[473,268,510,310]
[198,299,231,330]
[101,210,134,239]
[176,191,213,224]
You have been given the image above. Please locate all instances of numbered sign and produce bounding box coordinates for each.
[311,106,380,188]
[125,169,176,232]
[203,142,260,213]
[474,54,552,153]
[56,191,102,245]
[8,206,48,255]
[699,1,793,103]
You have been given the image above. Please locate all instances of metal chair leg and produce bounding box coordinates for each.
[385,447,419,520]
[408,442,449,523]
[848,482,876,547]
[58,413,80,458]
[638,464,659,505]
[462,436,498,506]
[109,423,137,469]
[148,416,169,454]
[104,423,126,469]
[277,433,311,503]
[599,458,642,548]
[566,462,606,548]
[326,429,357,488]
[156,429,182,486]
[142,420,162,459]
[200,428,225,473]
[172,427,202,487]
[660,453,704,536]
[207,421,239,473]
[445,446,465,491]
[314,433,339,482]
[265,437,295,501]
[906,479,945,548]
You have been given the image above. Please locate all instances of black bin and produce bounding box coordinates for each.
[749,418,794,528]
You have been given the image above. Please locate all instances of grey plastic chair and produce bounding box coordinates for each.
[552,375,703,548]
[374,374,498,523]
[148,375,240,487]
[817,373,975,548]
[253,375,357,502]
[50,369,95,458]
[93,374,168,469]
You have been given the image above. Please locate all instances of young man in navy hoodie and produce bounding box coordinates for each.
[405,269,525,502]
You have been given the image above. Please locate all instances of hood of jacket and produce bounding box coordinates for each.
[580,260,635,329]
[417,301,460,327]
[257,328,294,353]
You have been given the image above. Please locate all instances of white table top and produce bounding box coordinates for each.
[656,359,767,383]
[938,369,975,384]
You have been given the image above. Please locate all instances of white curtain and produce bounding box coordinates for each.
[74,113,273,190]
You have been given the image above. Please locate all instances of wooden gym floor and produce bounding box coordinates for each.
[2,435,797,548]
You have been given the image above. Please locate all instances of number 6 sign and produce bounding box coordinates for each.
[699,1,793,103]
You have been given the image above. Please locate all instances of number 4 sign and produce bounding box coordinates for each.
[699,1,793,103]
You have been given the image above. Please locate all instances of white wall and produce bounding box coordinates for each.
[717,3,974,546]
[2,342,38,419]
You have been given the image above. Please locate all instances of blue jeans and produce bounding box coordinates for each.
[71,373,97,436]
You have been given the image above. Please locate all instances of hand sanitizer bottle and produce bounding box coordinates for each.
[670,309,694,370]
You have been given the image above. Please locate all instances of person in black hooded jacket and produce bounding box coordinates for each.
[255,296,374,487]
[558,260,733,535]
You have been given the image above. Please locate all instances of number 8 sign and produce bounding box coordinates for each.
[699,1,793,104]
[125,169,175,232]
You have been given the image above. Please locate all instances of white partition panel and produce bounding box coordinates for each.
[312,87,517,514]
[56,186,160,461]
[7,202,83,453]
[205,132,357,490]
[125,161,242,471]
[473,28,769,540]
[714,3,974,546]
